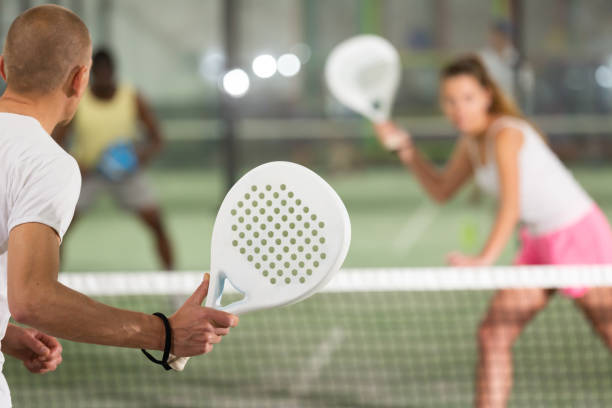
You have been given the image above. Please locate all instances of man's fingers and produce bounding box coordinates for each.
[214,327,230,336]
[205,308,239,328]
[24,360,41,372]
[35,332,61,351]
[23,333,50,357]
[28,362,58,374]
[185,273,210,306]
[38,346,62,362]
[196,333,221,345]
[207,333,222,344]
[24,359,48,373]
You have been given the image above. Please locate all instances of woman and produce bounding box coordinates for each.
[375,55,612,408]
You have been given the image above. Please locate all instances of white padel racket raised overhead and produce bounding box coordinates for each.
[325,34,405,151]
[168,161,351,371]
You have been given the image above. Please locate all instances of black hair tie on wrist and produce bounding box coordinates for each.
[141,312,173,371]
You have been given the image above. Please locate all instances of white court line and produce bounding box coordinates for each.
[392,201,439,252]
[289,328,345,396]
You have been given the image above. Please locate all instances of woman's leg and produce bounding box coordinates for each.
[476,288,552,408]
[575,287,612,350]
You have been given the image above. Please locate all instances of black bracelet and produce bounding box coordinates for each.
[141,312,173,371]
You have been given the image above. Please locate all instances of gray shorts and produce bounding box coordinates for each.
[77,171,158,213]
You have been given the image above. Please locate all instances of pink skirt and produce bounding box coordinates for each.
[514,204,612,298]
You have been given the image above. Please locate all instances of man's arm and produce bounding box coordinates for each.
[135,93,163,166]
[7,223,237,357]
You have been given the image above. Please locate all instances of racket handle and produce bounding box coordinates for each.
[373,121,411,152]
[168,355,189,371]
[167,273,248,371]
[383,131,409,151]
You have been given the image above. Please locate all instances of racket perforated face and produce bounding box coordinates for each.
[230,184,328,286]
[325,35,400,123]
[206,161,351,313]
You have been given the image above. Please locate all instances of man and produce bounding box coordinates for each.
[0,5,237,406]
[478,20,534,110]
[54,49,174,270]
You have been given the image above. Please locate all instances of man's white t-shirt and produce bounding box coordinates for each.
[0,113,81,406]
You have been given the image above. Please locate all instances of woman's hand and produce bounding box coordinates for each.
[373,122,413,159]
[446,251,494,267]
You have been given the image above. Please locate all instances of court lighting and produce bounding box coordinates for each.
[291,43,312,64]
[252,54,277,78]
[222,69,250,97]
[595,65,612,89]
[199,50,225,82]
[277,53,301,77]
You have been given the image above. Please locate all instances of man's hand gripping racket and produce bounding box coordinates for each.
[168,161,351,371]
[168,273,238,358]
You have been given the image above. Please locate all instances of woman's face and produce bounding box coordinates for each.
[440,74,492,135]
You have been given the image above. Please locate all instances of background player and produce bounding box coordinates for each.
[54,48,174,270]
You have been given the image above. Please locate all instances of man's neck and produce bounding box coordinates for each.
[0,89,63,134]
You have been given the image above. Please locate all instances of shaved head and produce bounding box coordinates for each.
[3,5,91,95]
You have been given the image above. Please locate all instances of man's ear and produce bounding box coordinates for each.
[0,56,7,82]
[66,65,90,98]
[75,65,90,98]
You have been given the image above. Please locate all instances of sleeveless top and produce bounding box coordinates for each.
[72,84,139,169]
[466,116,593,235]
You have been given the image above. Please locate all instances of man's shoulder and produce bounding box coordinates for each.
[36,143,79,178]
[1,116,78,176]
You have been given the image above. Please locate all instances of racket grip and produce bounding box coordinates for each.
[383,131,408,151]
[168,354,189,371]
[373,121,410,152]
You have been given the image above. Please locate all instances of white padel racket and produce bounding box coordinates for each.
[168,161,351,370]
[325,34,406,151]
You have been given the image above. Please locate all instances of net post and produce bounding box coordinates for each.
[221,0,240,193]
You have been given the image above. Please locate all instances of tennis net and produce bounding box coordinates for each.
[5,266,612,407]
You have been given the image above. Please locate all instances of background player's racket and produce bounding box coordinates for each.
[325,34,406,151]
[168,161,351,371]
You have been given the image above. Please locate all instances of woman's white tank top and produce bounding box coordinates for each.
[466,116,593,236]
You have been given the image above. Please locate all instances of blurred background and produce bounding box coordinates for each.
[4,1,612,407]
[1,0,612,272]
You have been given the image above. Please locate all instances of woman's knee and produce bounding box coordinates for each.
[477,320,518,352]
